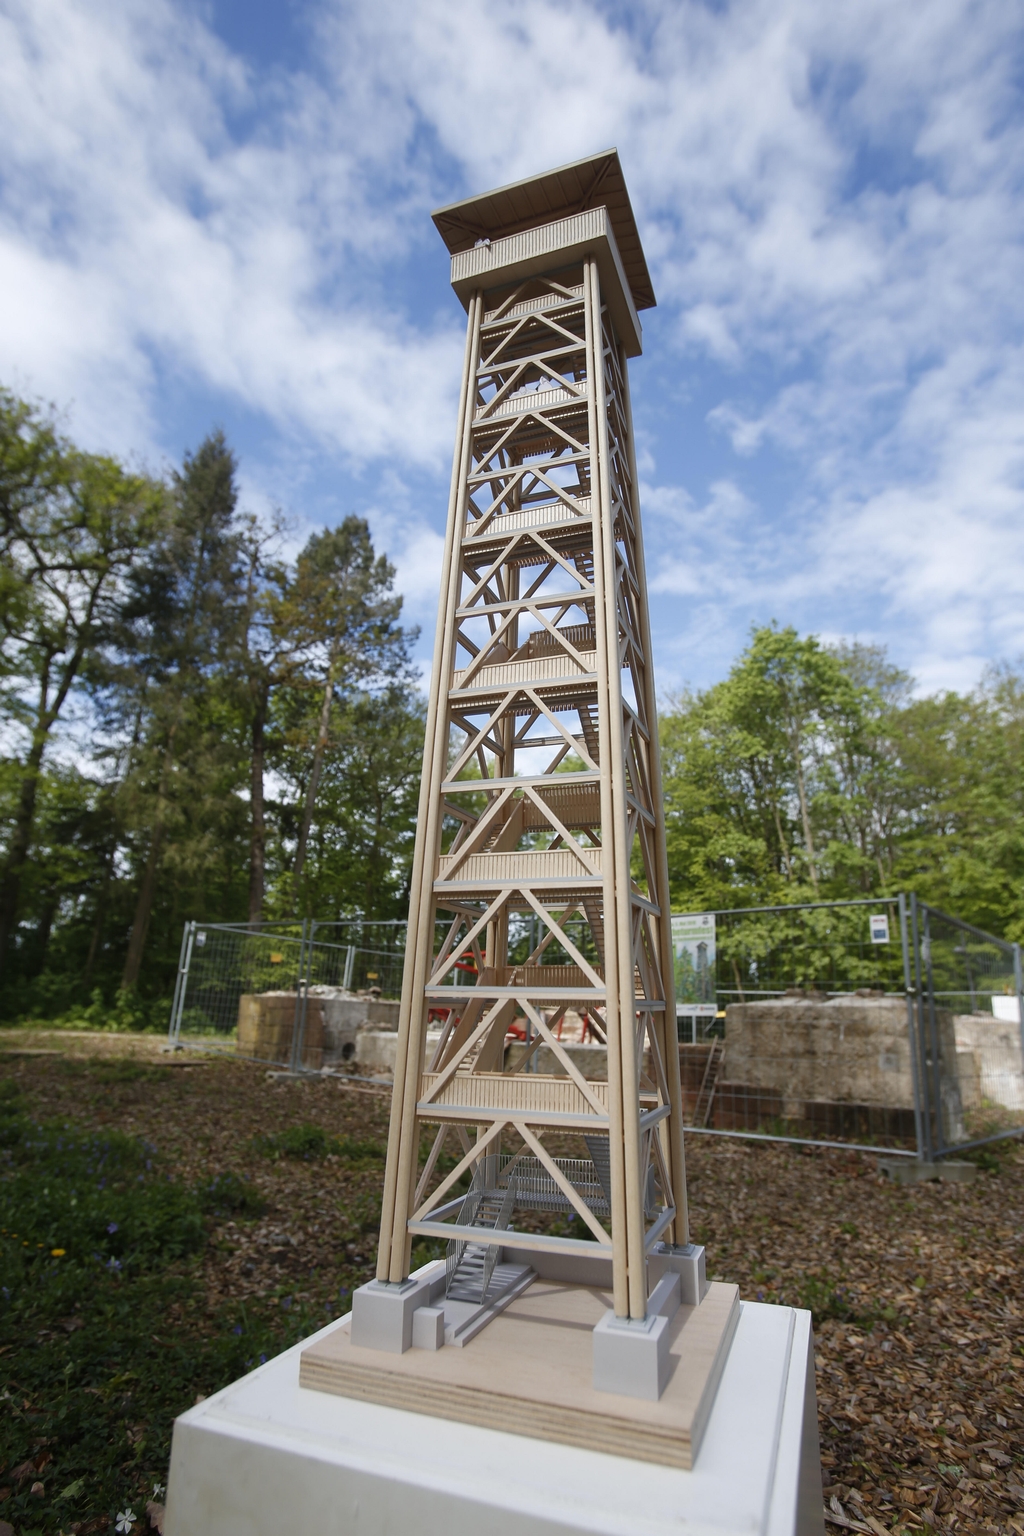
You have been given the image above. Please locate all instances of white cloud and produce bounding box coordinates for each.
[1,0,1022,692]
[0,0,462,467]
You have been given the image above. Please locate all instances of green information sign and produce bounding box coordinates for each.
[671,912,717,1016]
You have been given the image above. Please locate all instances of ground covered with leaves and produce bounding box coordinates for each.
[1,1031,1021,1536]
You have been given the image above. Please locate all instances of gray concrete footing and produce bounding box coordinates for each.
[880,1158,977,1185]
[648,1241,709,1305]
[591,1271,681,1401]
[592,1309,672,1401]
[411,1305,445,1351]
[349,1274,437,1353]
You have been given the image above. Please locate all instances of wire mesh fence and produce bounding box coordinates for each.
[167,919,411,1072]
[673,894,1024,1159]
[167,894,1024,1161]
[677,896,919,1150]
[167,921,308,1063]
[910,901,1024,1159]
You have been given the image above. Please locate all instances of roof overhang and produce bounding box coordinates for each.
[432,150,655,314]
[448,206,643,357]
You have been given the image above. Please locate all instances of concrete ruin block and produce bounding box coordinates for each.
[953,1015,1024,1113]
[355,1029,442,1076]
[236,993,324,1070]
[720,993,973,1140]
[723,994,928,1109]
[504,1040,611,1080]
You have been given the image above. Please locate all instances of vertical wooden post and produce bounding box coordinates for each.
[377,291,483,1281]
[584,258,629,1318]
[618,339,688,1246]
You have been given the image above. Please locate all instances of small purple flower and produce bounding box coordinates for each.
[107,1221,119,1234]
[107,1256,122,1271]
[258,1353,267,1364]
[232,1324,242,1335]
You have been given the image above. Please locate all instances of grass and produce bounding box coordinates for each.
[250,1122,385,1164]
[0,1078,319,1535]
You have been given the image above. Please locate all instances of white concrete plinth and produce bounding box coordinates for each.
[164,1300,824,1536]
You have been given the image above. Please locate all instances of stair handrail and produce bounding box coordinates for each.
[481,1174,518,1301]
[445,1164,484,1296]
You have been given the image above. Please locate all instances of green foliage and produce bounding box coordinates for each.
[197,1171,267,1218]
[0,1102,316,1533]
[661,624,1024,940]
[0,389,422,1020]
[251,1123,385,1164]
[1,1122,206,1271]
[274,681,425,921]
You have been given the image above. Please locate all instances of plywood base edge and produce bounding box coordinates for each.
[299,1280,740,1469]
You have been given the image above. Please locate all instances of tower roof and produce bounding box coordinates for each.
[432,150,656,312]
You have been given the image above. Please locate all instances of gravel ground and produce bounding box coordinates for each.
[3,1030,1022,1536]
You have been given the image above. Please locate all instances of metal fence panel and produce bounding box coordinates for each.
[679,897,921,1151]
[168,921,308,1060]
[914,899,1024,1158]
[166,897,1024,1162]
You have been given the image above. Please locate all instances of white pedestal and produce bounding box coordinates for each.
[164,1300,824,1536]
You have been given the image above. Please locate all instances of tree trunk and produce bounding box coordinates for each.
[0,669,53,976]
[791,726,818,889]
[248,686,268,924]
[31,896,57,977]
[122,726,176,989]
[121,822,164,989]
[771,802,794,881]
[291,640,339,905]
[85,878,109,986]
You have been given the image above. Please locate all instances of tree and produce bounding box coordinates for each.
[0,390,427,1019]
[721,626,865,890]
[281,518,415,908]
[661,626,1024,942]
[274,683,425,920]
[889,668,1024,938]
[0,392,161,975]
[114,432,246,987]
[662,626,868,909]
[235,513,294,924]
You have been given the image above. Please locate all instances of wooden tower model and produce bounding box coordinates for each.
[330,155,724,1417]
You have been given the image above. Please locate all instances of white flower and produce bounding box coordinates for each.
[152,1482,165,1497]
[115,1510,136,1533]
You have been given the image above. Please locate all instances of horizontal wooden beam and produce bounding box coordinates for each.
[416,1102,611,1129]
[406,1220,610,1257]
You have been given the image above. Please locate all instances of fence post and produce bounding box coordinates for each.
[1014,942,1024,1089]
[343,944,355,991]
[899,894,926,1161]
[909,894,934,1162]
[289,920,310,1073]
[167,921,195,1050]
[921,905,947,1157]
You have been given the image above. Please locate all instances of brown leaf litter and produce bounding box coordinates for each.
[3,1032,1022,1536]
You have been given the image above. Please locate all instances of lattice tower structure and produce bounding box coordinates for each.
[376,153,686,1322]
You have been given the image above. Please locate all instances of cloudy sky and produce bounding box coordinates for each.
[2,0,1022,697]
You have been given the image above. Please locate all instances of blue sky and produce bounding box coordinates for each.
[2,0,1023,698]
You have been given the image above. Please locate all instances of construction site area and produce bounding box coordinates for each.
[168,893,1024,1168]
